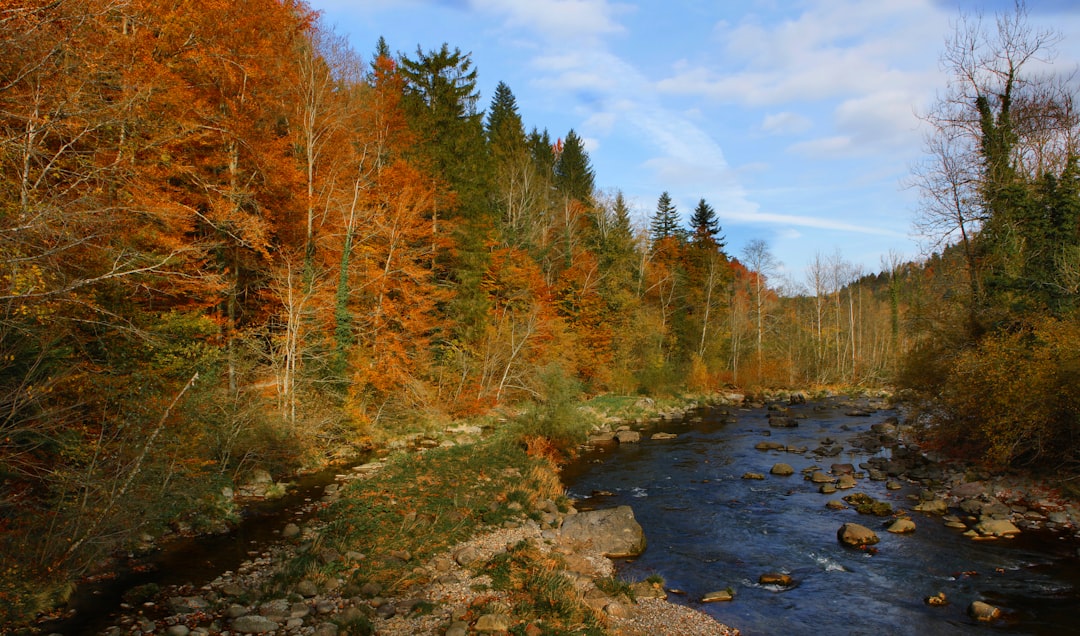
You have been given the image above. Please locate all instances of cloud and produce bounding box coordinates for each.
[761,111,812,134]
[720,208,908,237]
[471,0,631,43]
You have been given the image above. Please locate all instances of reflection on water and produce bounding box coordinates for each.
[562,399,1080,636]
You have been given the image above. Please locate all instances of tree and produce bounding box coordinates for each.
[690,198,725,250]
[400,43,489,223]
[649,191,682,243]
[741,239,779,377]
[553,129,595,204]
[487,82,544,250]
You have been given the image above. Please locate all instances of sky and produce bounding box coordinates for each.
[305,0,1080,286]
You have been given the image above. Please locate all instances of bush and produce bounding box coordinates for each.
[928,317,1080,469]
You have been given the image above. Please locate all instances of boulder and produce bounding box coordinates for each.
[614,430,641,444]
[759,572,793,586]
[702,589,734,602]
[770,463,795,476]
[837,522,879,548]
[809,471,834,484]
[914,499,948,515]
[755,441,786,451]
[968,601,1001,621]
[742,472,765,480]
[651,432,678,440]
[231,615,280,634]
[587,432,616,444]
[836,474,857,490]
[975,518,1021,538]
[559,505,646,557]
[887,518,916,534]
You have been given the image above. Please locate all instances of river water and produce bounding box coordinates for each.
[562,398,1080,636]
[38,459,362,635]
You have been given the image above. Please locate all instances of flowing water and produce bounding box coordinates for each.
[562,398,1080,636]
[37,459,365,635]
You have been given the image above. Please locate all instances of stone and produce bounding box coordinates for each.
[474,613,512,632]
[604,601,630,617]
[831,463,855,475]
[755,441,786,451]
[558,505,646,557]
[588,432,617,444]
[887,518,917,534]
[231,615,280,634]
[809,471,834,484]
[770,463,795,476]
[312,623,339,636]
[651,432,678,440]
[825,499,847,510]
[742,472,765,480]
[819,484,837,494]
[282,523,301,539]
[168,596,210,614]
[444,621,469,636]
[630,581,667,600]
[166,626,190,636]
[702,589,734,602]
[615,429,641,443]
[759,572,793,586]
[968,601,1002,621]
[975,518,1021,538]
[925,592,948,606]
[295,580,318,597]
[360,581,383,597]
[914,499,948,515]
[837,522,879,548]
[836,474,857,489]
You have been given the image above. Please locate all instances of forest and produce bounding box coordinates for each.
[1,0,1078,621]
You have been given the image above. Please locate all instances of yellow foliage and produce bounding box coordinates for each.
[937,317,1080,468]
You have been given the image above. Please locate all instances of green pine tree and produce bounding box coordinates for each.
[689,197,725,251]
[649,191,682,242]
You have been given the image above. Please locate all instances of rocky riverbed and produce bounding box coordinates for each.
[58,451,738,636]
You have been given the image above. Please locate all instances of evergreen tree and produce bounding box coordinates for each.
[554,129,595,204]
[486,81,524,148]
[399,43,490,222]
[649,191,682,242]
[528,127,556,177]
[690,197,725,251]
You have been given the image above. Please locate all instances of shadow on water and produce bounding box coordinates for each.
[562,398,1080,636]
[37,457,367,636]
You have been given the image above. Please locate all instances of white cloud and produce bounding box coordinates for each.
[761,111,812,135]
[720,208,907,237]
[471,0,631,43]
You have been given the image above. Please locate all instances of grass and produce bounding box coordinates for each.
[271,424,572,596]
[475,540,606,635]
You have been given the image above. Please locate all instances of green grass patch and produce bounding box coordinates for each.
[272,428,565,596]
[477,541,605,634]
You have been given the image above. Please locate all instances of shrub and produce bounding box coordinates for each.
[930,317,1080,469]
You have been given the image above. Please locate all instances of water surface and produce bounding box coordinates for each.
[563,399,1080,636]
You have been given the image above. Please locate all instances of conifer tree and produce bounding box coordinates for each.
[649,191,682,242]
[554,129,595,204]
[690,198,725,251]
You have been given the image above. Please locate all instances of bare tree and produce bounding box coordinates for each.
[741,239,779,376]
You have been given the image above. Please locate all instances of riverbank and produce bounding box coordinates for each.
[22,391,743,635]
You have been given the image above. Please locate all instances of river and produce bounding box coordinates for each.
[562,397,1080,636]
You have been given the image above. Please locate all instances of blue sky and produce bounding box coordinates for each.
[305,0,1080,285]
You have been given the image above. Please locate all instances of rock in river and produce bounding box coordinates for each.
[837,522,879,548]
[770,463,795,476]
[968,600,1002,621]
